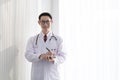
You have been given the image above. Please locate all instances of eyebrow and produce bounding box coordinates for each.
[41,20,51,21]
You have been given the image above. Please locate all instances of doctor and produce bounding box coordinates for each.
[25,12,66,80]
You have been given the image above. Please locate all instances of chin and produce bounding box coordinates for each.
[43,29,49,32]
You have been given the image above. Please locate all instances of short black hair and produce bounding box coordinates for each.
[38,12,52,20]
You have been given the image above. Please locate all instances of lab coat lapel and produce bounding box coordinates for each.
[38,32,47,53]
[38,31,52,53]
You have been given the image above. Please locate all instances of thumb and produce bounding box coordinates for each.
[47,51,52,55]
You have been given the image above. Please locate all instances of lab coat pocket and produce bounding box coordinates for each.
[48,41,57,51]
[51,48,57,54]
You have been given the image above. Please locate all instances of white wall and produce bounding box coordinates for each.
[0,0,17,80]
[59,0,120,80]
[0,0,59,80]
[0,0,42,80]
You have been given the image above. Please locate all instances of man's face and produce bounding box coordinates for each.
[38,16,52,32]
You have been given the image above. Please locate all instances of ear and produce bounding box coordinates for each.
[38,20,40,24]
[51,20,53,23]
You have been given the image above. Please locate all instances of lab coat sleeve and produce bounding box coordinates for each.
[54,37,66,64]
[25,37,41,62]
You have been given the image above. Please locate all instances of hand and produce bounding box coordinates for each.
[46,52,56,62]
[39,54,49,61]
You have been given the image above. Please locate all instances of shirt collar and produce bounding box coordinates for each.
[39,31,52,38]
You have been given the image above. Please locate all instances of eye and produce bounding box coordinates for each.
[40,20,51,25]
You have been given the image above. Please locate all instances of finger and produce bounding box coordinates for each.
[46,56,49,60]
[48,59,54,62]
[46,52,51,54]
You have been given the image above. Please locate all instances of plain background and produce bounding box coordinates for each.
[0,0,120,80]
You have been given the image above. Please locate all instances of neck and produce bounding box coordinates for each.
[42,30,50,35]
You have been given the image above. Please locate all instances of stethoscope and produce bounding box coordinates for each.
[35,33,57,45]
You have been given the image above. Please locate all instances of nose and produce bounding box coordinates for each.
[44,22,48,26]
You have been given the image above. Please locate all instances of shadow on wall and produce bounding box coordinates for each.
[0,45,18,80]
[0,0,18,80]
[0,0,10,6]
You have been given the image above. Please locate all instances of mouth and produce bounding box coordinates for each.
[43,26,48,28]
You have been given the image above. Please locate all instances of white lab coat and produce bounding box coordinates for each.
[25,31,66,80]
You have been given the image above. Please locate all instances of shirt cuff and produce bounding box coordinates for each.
[53,56,58,64]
